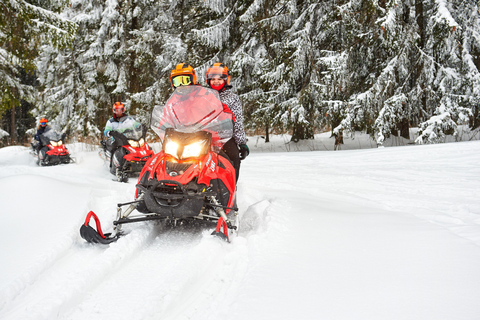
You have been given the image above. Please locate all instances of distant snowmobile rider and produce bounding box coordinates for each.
[34,117,51,151]
[103,101,132,173]
[206,63,249,181]
[104,102,128,137]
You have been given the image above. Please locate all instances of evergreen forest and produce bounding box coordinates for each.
[1,0,479,145]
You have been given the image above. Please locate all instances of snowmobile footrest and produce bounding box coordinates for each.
[80,211,119,244]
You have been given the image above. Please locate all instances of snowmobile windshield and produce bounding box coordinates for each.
[151,86,234,152]
[40,128,63,144]
[114,116,143,140]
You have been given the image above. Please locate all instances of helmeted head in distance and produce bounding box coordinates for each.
[39,117,48,127]
[112,102,125,117]
[206,63,230,91]
[170,63,197,88]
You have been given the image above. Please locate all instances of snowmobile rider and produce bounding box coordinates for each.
[104,102,128,137]
[169,63,198,89]
[103,102,130,169]
[206,62,249,181]
[34,117,51,152]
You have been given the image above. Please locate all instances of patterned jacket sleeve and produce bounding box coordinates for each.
[220,89,247,146]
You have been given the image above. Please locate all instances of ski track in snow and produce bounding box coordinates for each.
[1,142,480,319]
[0,145,273,320]
[1,206,269,320]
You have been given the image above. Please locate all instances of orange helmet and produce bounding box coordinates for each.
[170,63,197,88]
[206,62,231,86]
[112,101,125,114]
[39,117,48,126]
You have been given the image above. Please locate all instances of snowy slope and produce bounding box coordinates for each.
[1,140,480,320]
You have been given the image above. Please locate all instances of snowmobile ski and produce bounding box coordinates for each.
[80,211,119,244]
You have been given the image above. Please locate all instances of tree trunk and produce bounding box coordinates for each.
[10,105,16,144]
[415,0,425,49]
[397,118,410,139]
[470,105,479,129]
[265,122,269,143]
[415,0,427,120]
[473,46,480,72]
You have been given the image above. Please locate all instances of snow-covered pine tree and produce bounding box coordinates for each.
[411,0,478,144]
[22,0,480,145]
[121,0,174,127]
[36,0,177,137]
[234,0,303,140]
[459,0,480,130]
[35,0,104,138]
[129,0,191,125]
[283,0,352,141]
[185,0,273,138]
[327,0,400,143]
[278,1,320,142]
[229,0,276,138]
[0,0,76,140]
[326,0,479,145]
[236,0,358,142]
[87,0,129,124]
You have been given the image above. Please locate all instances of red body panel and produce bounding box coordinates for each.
[122,143,153,162]
[46,145,69,156]
[136,150,236,213]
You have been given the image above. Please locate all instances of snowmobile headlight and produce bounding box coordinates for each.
[139,138,145,147]
[128,140,139,148]
[57,140,63,146]
[50,140,58,147]
[182,140,208,159]
[164,141,179,158]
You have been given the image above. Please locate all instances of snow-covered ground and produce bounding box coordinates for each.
[1,136,480,320]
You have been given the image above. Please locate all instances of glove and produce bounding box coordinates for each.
[239,144,249,160]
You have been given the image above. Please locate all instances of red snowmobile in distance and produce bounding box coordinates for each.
[80,85,238,244]
[101,116,154,182]
[32,128,74,166]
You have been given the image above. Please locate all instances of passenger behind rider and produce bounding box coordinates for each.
[34,117,51,152]
[206,63,249,181]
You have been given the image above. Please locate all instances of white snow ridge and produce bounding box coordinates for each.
[1,139,480,320]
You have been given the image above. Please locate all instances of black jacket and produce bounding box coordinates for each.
[35,126,50,142]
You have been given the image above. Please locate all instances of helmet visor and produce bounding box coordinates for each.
[206,73,223,80]
[40,122,47,125]
[172,75,192,88]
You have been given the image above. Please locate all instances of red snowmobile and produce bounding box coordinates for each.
[80,86,238,244]
[32,128,74,166]
[101,116,154,182]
